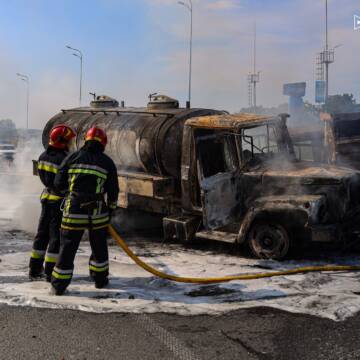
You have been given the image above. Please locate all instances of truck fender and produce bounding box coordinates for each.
[237,208,261,245]
[236,203,313,245]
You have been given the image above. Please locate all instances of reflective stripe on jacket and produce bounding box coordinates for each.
[38,147,68,203]
[54,142,119,230]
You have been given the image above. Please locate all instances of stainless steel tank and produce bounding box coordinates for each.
[43,95,223,177]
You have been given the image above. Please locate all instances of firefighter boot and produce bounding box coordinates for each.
[50,285,66,296]
[29,250,45,281]
[95,278,109,289]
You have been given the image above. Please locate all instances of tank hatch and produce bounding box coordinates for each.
[147,94,179,110]
[90,95,119,108]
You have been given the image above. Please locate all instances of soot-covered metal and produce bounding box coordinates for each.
[41,97,360,260]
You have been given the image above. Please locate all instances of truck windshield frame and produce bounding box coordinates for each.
[238,123,288,166]
[194,122,289,171]
[195,130,239,180]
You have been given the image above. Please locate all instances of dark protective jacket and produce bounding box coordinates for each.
[38,146,68,202]
[54,141,119,230]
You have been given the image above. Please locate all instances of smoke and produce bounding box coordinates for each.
[0,136,43,234]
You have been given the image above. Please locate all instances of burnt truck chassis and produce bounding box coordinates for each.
[161,114,360,259]
[38,100,360,260]
[290,112,360,170]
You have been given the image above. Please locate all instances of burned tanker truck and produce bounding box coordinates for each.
[40,95,360,260]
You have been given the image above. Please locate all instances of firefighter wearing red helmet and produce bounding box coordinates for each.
[29,124,76,281]
[51,126,119,295]
[85,126,107,146]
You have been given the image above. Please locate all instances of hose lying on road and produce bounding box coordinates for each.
[108,225,360,284]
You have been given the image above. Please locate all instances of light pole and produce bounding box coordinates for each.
[315,1,342,106]
[319,0,342,105]
[324,0,331,102]
[16,73,30,129]
[66,45,83,106]
[178,0,193,109]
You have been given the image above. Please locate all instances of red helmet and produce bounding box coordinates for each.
[49,125,76,149]
[85,127,107,147]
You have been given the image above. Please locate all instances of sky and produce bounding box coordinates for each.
[0,0,359,129]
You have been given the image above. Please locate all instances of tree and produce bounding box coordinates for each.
[238,103,289,116]
[0,119,18,144]
[0,119,16,129]
[324,94,359,114]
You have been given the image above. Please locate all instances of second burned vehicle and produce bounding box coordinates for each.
[41,95,360,260]
[291,112,360,170]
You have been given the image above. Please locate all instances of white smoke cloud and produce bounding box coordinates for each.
[0,138,43,233]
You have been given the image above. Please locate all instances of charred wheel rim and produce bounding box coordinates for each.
[248,222,290,260]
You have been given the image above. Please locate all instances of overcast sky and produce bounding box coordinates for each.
[0,0,359,129]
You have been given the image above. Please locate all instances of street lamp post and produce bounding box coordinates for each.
[66,45,83,106]
[178,0,193,109]
[319,0,342,106]
[16,73,30,129]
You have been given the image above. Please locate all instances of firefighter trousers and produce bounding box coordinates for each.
[29,201,62,278]
[51,227,109,292]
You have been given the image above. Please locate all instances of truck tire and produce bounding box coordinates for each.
[247,221,290,260]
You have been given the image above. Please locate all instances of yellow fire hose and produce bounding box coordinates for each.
[108,225,360,284]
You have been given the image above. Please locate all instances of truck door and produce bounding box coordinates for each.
[196,130,241,230]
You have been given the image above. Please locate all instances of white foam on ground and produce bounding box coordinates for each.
[2,147,360,321]
[1,232,360,321]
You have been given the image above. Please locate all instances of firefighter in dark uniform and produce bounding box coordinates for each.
[29,125,76,281]
[51,127,119,295]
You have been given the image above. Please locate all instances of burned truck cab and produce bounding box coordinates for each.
[169,113,360,259]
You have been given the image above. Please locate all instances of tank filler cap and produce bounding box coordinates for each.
[90,95,119,108]
[147,94,179,110]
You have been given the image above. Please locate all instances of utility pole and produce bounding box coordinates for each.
[325,0,330,101]
[316,0,341,105]
[253,22,257,110]
[16,73,30,129]
[66,45,83,106]
[248,22,260,113]
[178,0,193,109]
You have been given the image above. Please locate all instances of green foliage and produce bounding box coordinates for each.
[238,94,360,118]
[324,94,359,114]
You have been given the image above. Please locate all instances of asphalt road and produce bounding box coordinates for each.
[1,217,360,359]
[1,304,360,360]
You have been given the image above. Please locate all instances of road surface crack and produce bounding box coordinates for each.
[220,330,270,359]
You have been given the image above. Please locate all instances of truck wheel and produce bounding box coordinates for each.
[247,221,290,260]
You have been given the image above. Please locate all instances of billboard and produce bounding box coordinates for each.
[283,82,306,97]
[315,80,326,104]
